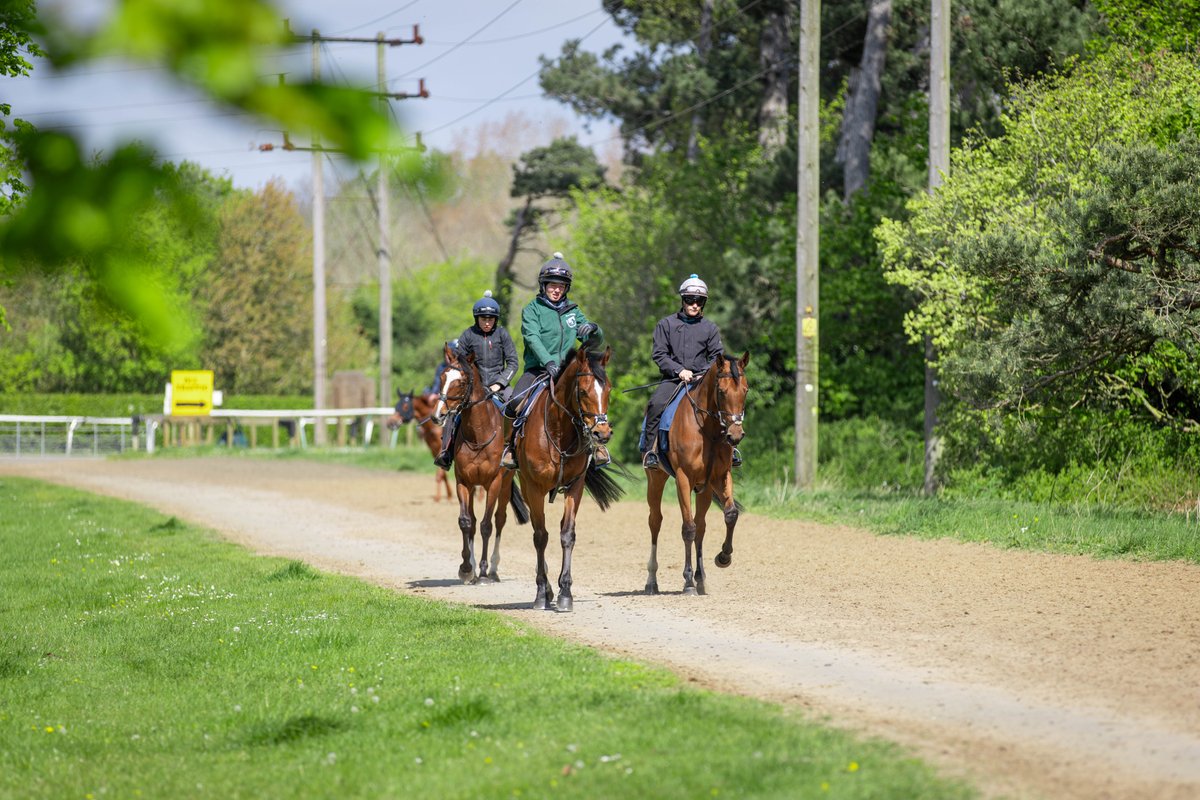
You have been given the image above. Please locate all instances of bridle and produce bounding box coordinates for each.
[689,357,745,435]
[438,361,498,449]
[544,359,610,476]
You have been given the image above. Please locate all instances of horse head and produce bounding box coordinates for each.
[713,351,750,446]
[388,388,416,430]
[433,342,475,425]
[563,345,613,447]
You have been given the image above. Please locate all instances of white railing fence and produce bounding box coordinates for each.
[0,408,406,457]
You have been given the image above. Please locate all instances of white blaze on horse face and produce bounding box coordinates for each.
[590,377,605,414]
[436,368,464,419]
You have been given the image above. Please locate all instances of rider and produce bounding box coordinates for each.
[427,339,459,397]
[641,273,740,469]
[432,292,518,469]
[500,252,606,469]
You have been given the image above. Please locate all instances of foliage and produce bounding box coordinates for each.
[0,0,408,347]
[878,47,1200,480]
[353,258,496,396]
[0,477,974,799]
[200,180,313,395]
[1092,0,1200,52]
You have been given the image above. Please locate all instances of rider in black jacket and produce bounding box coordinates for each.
[433,292,518,469]
[642,274,740,469]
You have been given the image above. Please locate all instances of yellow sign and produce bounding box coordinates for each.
[802,316,818,338]
[171,370,214,416]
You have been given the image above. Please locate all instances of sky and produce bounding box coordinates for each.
[2,0,629,189]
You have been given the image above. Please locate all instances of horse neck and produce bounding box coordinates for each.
[459,367,498,430]
[692,363,724,434]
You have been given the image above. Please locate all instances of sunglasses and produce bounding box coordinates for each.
[682,295,706,307]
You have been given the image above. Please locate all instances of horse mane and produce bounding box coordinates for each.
[563,347,608,384]
[725,353,740,381]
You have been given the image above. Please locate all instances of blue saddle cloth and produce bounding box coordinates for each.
[512,382,547,436]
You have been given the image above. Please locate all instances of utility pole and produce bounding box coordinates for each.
[926,0,950,495]
[794,0,820,489]
[312,31,328,445]
[377,34,392,408]
[262,24,426,438]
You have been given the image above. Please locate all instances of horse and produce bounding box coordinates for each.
[513,346,624,611]
[432,343,529,583]
[388,389,452,502]
[645,352,750,595]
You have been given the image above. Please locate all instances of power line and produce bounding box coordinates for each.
[420,9,604,46]
[393,0,524,81]
[330,0,425,37]
[421,15,611,137]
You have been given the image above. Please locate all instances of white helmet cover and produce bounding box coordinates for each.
[678,273,709,298]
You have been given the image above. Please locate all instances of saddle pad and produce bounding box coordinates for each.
[513,382,547,433]
[659,383,689,432]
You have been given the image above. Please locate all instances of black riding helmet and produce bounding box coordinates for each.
[473,290,500,319]
[538,252,573,292]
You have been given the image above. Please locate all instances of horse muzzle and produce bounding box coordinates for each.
[725,426,745,446]
[589,417,612,445]
[386,414,404,431]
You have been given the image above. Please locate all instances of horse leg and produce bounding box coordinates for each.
[489,473,509,582]
[712,469,738,568]
[556,482,585,612]
[477,474,501,583]
[456,480,477,584]
[674,474,699,595]
[525,486,553,610]
[693,487,714,596]
[645,471,668,594]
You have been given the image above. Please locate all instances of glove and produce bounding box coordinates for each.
[545,361,560,379]
[577,322,597,340]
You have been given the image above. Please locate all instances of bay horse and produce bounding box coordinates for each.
[388,389,452,502]
[432,343,529,583]
[513,346,624,611]
[645,352,750,595]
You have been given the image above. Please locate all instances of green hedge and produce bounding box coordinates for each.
[0,394,314,416]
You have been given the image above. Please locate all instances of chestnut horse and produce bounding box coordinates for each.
[432,344,529,583]
[645,352,750,595]
[513,346,624,611]
[388,389,452,502]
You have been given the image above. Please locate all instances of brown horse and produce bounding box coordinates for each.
[387,389,452,501]
[432,344,528,583]
[645,352,750,595]
[513,346,624,611]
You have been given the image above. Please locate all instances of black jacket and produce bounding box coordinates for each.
[652,312,723,379]
[455,324,518,388]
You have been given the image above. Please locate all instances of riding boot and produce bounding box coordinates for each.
[500,436,518,470]
[433,448,453,470]
[642,448,659,470]
[732,447,743,468]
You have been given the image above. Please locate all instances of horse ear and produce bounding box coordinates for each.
[444,342,456,363]
[739,350,750,369]
[599,345,612,365]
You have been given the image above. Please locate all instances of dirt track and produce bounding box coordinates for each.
[4,456,1199,799]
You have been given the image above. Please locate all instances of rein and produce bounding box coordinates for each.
[541,362,608,490]
[686,358,745,437]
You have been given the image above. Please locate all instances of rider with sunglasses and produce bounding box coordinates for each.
[641,274,739,469]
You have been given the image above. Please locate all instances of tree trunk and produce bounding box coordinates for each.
[495,195,533,318]
[757,9,790,159]
[837,0,892,200]
[686,0,715,163]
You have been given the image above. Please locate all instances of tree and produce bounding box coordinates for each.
[495,137,604,314]
[200,181,313,394]
[0,0,407,350]
[878,46,1200,467]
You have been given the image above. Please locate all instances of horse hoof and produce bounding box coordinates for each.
[557,595,574,612]
[645,582,659,595]
[487,572,500,583]
[715,551,732,568]
[683,586,698,596]
[532,596,549,611]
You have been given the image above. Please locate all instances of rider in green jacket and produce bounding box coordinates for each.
[501,252,607,468]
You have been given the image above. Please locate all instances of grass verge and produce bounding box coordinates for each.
[0,477,973,799]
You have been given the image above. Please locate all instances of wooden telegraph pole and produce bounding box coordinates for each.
[925,0,950,494]
[794,0,820,489]
[311,31,328,444]
[377,34,392,409]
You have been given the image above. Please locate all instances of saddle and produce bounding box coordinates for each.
[507,381,548,443]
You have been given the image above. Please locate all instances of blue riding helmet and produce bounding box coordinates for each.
[473,290,500,318]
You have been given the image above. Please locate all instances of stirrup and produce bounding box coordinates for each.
[642,450,659,469]
[433,452,453,470]
[731,447,743,468]
[592,445,611,467]
[500,446,518,470]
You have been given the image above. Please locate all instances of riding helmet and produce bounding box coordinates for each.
[678,273,709,298]
[538,252,573,290]
[472,290,500,318]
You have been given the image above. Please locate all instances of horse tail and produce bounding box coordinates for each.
[583,463,628,511]
[734,498,744,514]
[509,478,530,525]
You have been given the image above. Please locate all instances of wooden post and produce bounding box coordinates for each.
[794,0,821,489]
